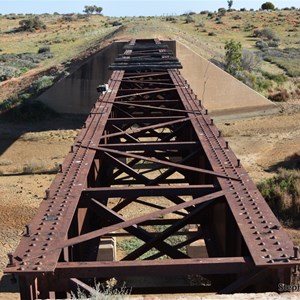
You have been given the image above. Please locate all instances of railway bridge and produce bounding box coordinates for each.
[5,39,300,299]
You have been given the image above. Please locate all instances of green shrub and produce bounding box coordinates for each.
[258,169,300,227]
[225,39,242,75]
[0,97,20,112]
[38,46,50,53]
[31,75,55,93]
[0,65,21,81]
[262,48,300,77]
[255,75,273,91]
[253,28,278,40]
[255,40,269,50]
[19,16,46,31]
[262,72,287,85]
[235,70,257,89]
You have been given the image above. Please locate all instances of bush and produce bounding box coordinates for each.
[0,97,20,112]
[255,75,273,91]
[71,280,131,299]
[235,70,257,88]
[225,39,242,75]
[31,75,55,94]
[262,48,300,77]
[262,72,287,85]
[255,40,269,49]
[253,28,277,40]
[184,15,195,24]
[261,2,275,10]
[19,16,46,31]
[0,65,21,81]
[218,8,226,16]
[0,52,53,82]
[232,15,242,20]
[258,169,300,227]
[38,46,50,54]
[208,32,216,36]
[110,21,122,26]
[242,49,261,71]
[165,16,176,22]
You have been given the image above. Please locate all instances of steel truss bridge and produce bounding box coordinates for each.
[5,39,300,299]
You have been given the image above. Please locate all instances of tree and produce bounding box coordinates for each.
[227,0,233,10]
[83,5,103,14]
[261,2,275,10]
[224,39,242,76]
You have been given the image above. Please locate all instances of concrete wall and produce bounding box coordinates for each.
[176,41,277,117]
[39,41,126,114]
[39,40,277,117]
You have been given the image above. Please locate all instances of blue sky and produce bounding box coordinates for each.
[1,1,299,16]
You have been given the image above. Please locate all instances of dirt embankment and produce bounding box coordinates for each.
[216,100,300,182]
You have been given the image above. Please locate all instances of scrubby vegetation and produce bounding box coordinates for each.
[258,169,300,228]
[0,50,53,82]
[0,9,299,108]
[19,16,46,31]
[71,279,130,299]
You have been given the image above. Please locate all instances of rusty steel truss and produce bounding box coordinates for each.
[5,38,300,299]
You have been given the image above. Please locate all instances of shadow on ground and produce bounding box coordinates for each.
[0,111,85,156]
[0,274,19,293]
[267,152,300,172]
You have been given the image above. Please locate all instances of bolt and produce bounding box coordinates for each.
[294,246,299,258]
[218,130,222,137]
[59,164,63,173]
[70,146,74,153]
[210,119,214,125]
[24,225,30,237]
[237,159,240,167]
[205,109,208,115]
[7,253,15,267]
[45,189,50,200]
[225,141,229,149]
